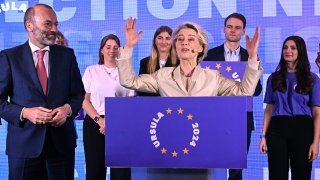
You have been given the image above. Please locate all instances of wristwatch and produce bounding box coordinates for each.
[93,115,100,123]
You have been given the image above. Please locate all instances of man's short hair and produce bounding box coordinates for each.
[23,4,54,29]
[224,13,246,29]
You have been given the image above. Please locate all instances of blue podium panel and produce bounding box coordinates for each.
[105,97,247,169]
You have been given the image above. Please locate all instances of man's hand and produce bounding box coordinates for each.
[50,104,71,127]
[23,107,53,125]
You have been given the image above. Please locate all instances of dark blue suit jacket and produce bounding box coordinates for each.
[204,44,262,131]
[0,41,85,158]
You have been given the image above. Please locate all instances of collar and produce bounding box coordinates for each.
[223,43,240,56]
[28,40,50,53]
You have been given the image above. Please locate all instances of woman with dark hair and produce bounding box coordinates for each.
[138,25,177,96]
[82,34,134,180]
[260,36,320,180]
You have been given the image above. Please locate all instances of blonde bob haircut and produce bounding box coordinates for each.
[172,22,208,63]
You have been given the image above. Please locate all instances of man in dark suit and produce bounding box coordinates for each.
[0,4,85,180]
[204,13,262,180]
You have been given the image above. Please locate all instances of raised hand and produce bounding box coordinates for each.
[246,27,260,60]
[124,17,143,48]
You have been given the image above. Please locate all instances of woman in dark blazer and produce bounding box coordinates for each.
[138,25,178,96]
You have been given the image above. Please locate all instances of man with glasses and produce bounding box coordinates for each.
[0,4,84,180]
[204,13,262,180]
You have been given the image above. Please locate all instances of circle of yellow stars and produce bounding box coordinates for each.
[159,107,195,158]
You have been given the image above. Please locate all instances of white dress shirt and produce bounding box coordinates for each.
[29,41,50,77]
[224,43,240,62]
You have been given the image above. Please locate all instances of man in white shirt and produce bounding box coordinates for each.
[0,4,84,180]
[204,13,262,180]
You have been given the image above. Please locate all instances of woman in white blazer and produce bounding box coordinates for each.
[116,17,262,97]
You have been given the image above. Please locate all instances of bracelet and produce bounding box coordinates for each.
[260,134,266,139]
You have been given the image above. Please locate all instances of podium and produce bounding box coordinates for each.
[105,97,248,179]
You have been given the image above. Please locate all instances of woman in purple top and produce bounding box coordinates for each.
[259,36,320,180]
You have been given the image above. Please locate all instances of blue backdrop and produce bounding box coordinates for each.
[1,0,320,179]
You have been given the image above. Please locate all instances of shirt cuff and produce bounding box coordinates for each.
[20,107,26,121]
[248,57,262,70]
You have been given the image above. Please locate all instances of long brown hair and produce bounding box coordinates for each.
[98,34,120,64]
[147,26,177,73]
[272,36,313,94]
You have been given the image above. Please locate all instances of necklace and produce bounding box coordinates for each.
[103,66,118,80]
[104,67,116,74]
[159,59,167,68]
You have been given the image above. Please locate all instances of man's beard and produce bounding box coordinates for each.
[33,26,57,46]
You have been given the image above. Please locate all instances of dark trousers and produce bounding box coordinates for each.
[228,130,251,180]
[266,115,313,180]
[111,168,131,180]
[147,168,209,180]
[228,112,253,180]
[8,128,75,180]
[83,115,131,180]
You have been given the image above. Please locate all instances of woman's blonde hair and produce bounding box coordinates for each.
[172,22,208,63]
[147,26,177,73]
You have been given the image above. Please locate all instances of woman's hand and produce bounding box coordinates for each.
[246,27,260,60]
[97,117,105,135]
[124,17,143,48]
[259,138,267,154]
[308,142,319,161]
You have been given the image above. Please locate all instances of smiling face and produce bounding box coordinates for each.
[175,28,203,62]
[25,5,58,48]
[101,39,119,63]
[224,17,245,43]
[155,31,172,54]
[283,40,298,63]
